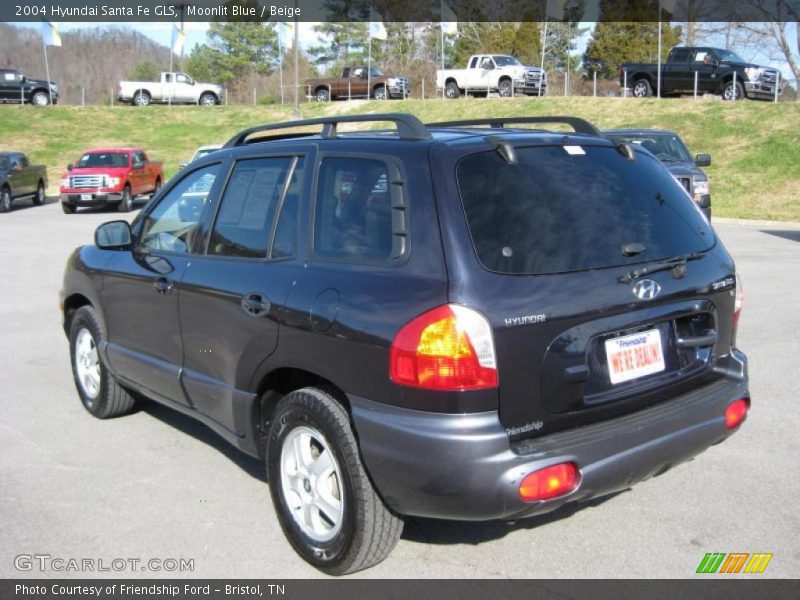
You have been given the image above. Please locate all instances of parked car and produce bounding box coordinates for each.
[60,148,163,213]
[0,152,48,212]
[179,144,223,169]
[0,68,59,105]
[305,67,409,101]
[437,54,547,98]
[621,46,783,100]
[117,72,222,106]
[604,129,712,219]
[60,113,749,575]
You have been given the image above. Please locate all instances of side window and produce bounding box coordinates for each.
[693,51,708,64]
[208,157,294,258]
[342,67,351,78]
[671,48,690,63]
[139,164,220,254]
[271,157,304,259]
[164,73,172,83]
[20,156,29,168]
[314,156,401,263]
[469,57,477,68]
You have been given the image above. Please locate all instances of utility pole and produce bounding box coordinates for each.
[293,0,299,117]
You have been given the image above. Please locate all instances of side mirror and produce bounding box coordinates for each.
[695,153,711,167]
[13,163,23,172]
[67,163,74,171]
[95,221,132,250]
[20,76,27,83]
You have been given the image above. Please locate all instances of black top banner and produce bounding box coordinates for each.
[3,0,799,23]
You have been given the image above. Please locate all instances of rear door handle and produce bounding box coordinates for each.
[153,277,174,294]
[241,293,271,317]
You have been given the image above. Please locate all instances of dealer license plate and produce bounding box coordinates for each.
[605,329,666,384]
[80,194,93,201]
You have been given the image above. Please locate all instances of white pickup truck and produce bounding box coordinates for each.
[117,72,223,106]
[436,54,547,98]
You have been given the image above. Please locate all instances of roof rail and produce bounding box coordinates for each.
[425,116,601,137]
[224,113,432,148]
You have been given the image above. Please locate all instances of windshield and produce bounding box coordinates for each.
[78,153,129,168]
[716,49,745,63]
[457,145,713,275]
[608,134,692,163]
[368,67,383,76]
[492,56,521,67]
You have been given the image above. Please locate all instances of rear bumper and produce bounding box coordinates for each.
[351,350,748,521]
[61,192,123,207]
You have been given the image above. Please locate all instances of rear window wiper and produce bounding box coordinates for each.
[618,252,705,283]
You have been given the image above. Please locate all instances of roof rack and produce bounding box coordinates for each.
[224,113,432,148]
[425,116,600,137]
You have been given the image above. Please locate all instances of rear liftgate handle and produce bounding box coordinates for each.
[241,292,271,318]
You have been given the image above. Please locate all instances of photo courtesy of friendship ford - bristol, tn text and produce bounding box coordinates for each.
[0,0,798,596]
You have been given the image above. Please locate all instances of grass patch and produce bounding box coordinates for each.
[1,97,798,220]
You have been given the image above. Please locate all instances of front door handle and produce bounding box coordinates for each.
[241,292,271,317]
[153,276,174,295]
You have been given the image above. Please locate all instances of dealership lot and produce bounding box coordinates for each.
[1,199,798,579]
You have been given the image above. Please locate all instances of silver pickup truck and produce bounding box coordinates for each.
[117,71,222,106]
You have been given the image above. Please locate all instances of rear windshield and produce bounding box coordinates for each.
[78,153,129,168]
[457,144,713,275]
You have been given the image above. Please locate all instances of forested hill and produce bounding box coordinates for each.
[0,23,171,105]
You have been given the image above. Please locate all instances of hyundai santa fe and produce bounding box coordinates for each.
[60,113,749,574]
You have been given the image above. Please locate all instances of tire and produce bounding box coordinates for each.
[723,80,744,101]
[266,387,403,575]
[498,79,513,97]
[32,91,50,106]
[33,181,46,206]
[118,185,133,212]
[0,187,11,213]
[445,81,461,99]
[199,92,217,106]
[133,91,151,107]
[62,203,76,214]
[68,306,136,419]
[633,78,652,98]
[315,88,330,102]
[373,86,387,101]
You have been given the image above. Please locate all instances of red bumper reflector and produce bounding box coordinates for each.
[519,462,580,502]
[725,397,750,430]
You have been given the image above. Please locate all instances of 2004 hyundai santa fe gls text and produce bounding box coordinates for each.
[60,113,750,574]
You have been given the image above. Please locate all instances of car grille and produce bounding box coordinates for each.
[395,77,410,95]
[524,70,544,86]
[70,175,105,189]
[760,70,778,85]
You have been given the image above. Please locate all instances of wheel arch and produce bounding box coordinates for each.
[250,367,350,458]
[30,88,50,102]
[198,90,219,103]
[62,293,93,335]
[445,77,459,86]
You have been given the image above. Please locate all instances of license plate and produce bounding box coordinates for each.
[605,329,665,384]
[80,194,93,201]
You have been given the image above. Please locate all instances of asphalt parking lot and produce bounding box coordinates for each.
[1,198,798,579]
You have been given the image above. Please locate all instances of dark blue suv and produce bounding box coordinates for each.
[60,114,750,574]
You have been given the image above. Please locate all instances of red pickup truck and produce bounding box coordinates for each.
[60,148,163,213]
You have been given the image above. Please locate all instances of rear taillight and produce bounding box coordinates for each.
[733,276,744,328]
[519,462,580,502]
[725,397,750,429]
[389,304,498,391]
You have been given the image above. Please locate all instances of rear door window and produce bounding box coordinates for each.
[456,144,713,275]
[208,157,295,259]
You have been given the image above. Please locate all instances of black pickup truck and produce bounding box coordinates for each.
[0,152,48,212]
[0,68,59,105]
[621,46,782,101]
